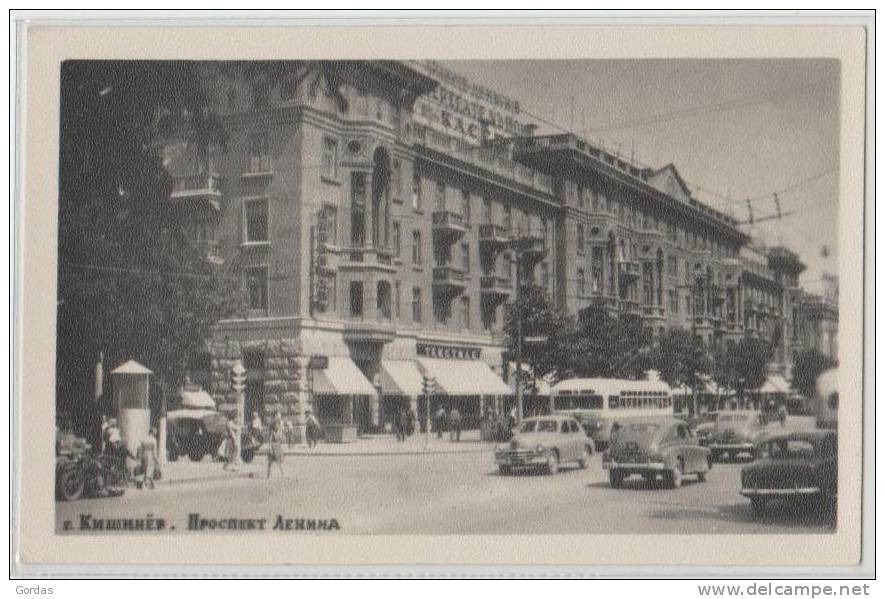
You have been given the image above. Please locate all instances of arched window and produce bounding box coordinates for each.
[372,147,391,248]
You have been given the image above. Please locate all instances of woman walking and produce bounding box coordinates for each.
[266,420,285,478]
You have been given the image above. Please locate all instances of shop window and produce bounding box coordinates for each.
[244,266,268,312]
[248,132,271,173]
[578,268,586,297]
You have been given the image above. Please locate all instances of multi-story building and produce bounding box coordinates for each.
[165,60,835,434]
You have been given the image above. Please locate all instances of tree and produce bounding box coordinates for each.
[792,348,837,399]
[712,338,773,408]
[57,61,236,438]
[650,328,712,390]
[568,306,652,379]
[502,285,573,389]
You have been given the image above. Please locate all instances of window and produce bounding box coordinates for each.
[412,231,422,265]
[248,132,271,173]
[578,267,586,296]
[411,171,422,211]
[395,281,401,318]
[377,281,392,319]
[483,197,492,224]
[540,262,549,288]
[245,266,268,312]
[412,288,422,322]
[668,256,678,277]
[577,184,585,208]
[392,159,402,201]
[503,205,512,232]
[461,296,470,329]
[349,281,363,318]
[591,247,604,293]
[461,242,470,273]
[318,205,337,247]
[576,224,585,254]
[669,290,678,314]
[321,137,338,181]
[435,181,446,210]
[591,190,601,211]
[244,199,269,243]
[392,222,401,257]
[461,190,471,225]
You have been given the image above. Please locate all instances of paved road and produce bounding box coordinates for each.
[56,452,835,535]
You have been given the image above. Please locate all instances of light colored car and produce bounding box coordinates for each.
[494,415,593,475]
[602,418,712,489]
[707,410,773,461]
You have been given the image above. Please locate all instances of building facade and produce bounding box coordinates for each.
[167,60,836,433]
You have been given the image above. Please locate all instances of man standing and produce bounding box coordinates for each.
[449,407,462,442]
[305,410,320,448]
[136,427,159,489]
[434,406,447,439]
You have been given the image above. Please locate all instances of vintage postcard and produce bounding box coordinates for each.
[11,16,872,576]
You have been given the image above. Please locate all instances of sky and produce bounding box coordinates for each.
[442,59,840,294]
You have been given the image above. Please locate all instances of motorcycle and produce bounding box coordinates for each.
[56,449,128,501]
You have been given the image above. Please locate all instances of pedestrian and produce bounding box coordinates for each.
[434,406,446,439]
[251,411,263,443]
[266,420,285,478]
[136,427,159,489]
[449,407,462,442]
[778,403,788,427]
[407,408,416,436]
[397,408,409,442]
[305,410,320,448]
[283,419,293,447]
[223,414,240,471]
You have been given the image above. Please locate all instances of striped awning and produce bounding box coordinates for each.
[379,360,424,397]
[417,358,512,396]
[313,357,377,396]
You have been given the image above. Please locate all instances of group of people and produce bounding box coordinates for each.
[393,408,417,442]
[99,416,159,490]
[221,409,323,478]
[433,406,463,442]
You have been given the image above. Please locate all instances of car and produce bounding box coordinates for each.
[691,411,720,446]
[166,408,228,462]
[740,430,837,516]
[602,417,712,489]
[706,410,773,461]
[553,409,607,448]
[494,415,593,475]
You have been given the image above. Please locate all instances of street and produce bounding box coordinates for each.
[56,451,835,535]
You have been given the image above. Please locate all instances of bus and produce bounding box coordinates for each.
[550,377,673,450]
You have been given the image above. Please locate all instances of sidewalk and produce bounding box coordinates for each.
[159,431,495,487]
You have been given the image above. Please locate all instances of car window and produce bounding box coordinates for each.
[536,420,558,433]
[560,421,570,433]
[767,439,816,459]
[570,421,581,434]
[518,421,537,433]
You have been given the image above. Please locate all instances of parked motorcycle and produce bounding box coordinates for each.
[56,448,127,501]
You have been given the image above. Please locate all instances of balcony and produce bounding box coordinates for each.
[432,266,467,295]
[512,233,547,267]
[478,223,511,252]
[343,320,397,345]
[480,275,513,301]
[432,210,467,243]
[170,173,223,211]
[618,260,641,280]
[335,246,397,274]
[620,299,641,316]
[693,315,714,330]
[642,305,666,320]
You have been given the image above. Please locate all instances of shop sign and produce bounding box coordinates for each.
[412,61,536,144]
[416,343,481,360]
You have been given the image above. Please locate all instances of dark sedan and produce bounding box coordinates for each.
[740,430,837,516]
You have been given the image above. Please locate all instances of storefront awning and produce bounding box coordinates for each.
[379,360,424,397]
[417,358,512,396]
[757,374,791,395]
[313,357,377,396]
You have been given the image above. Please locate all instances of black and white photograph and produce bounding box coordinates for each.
[11,15,871,578]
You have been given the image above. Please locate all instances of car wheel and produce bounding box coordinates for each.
[750,497,766,516]
[498,465,512,476]
[669,460,684,489]
[241,448,255,463]
[697,469,706,482]
[577,447,590,470]
[545,451,560,475]
[609,470,623,488]
[59,467,84,502]
[188,448,205,462]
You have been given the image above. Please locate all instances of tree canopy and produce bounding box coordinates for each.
[57,61,234,429]
[791,348,837,398]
